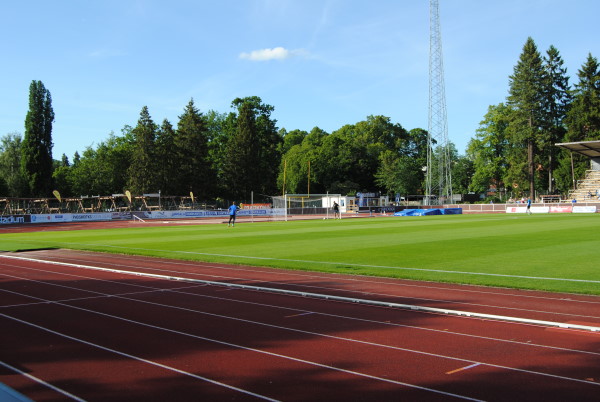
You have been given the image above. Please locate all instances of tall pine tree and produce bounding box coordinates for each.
[155,119,178,195]
[223,101,258,200]
[540,45,571,193]
[174,99,214,199]
[21,80,54,196]
[223,97,281,201]
[556,53,600,192]
[507,37,545,199]
[127,106,157,194]
[564,53,600,141]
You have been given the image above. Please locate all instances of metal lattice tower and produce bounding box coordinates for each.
[426,0,452,205]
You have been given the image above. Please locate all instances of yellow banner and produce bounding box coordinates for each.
[52,190,61,202]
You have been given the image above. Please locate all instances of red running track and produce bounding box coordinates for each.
[1,249,599,401]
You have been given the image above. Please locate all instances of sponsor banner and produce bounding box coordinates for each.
[271,208,286,216]
[531,206,550,214]
[110,209,278,220]
[31,214,71,223]
[0,215,29,225]
[506,207,526,213]
[238,209,267,216]
[242,203,271,210]
[112,212,132,220]
[172,211,207,218]
[549,206,573,213]
[203,210,228,217]
[505,206,549,214]
[147,211,170,219]
[72,213,112,221]
[573,205,597,213]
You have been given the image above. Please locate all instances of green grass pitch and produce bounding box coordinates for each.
[1,214,599,295]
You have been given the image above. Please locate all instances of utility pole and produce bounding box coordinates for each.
[426,0,452,205]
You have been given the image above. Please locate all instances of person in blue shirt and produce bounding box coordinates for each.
[526,198,532,215]
[228,201,239,227]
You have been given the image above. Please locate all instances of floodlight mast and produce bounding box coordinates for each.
[426,0,452,205]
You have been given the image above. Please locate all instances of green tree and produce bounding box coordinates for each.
[506,37,545,199]
[155,119,178,195]
[70,131,133,196]
[374,127,428,197]
[467,103,511,194]
[565,53,600,140]
[0,133,27,196]
[539,45,571,193]
[223,97,281,200]
[318,116,409,194]
[21,80,54,196]
[223,101,259,199]
[451,156,475,196]
[278,127,327,195]
[174,99,215,198]
[556,53,600,192]
[375,150,421,196]
[205,110,230,197]
[280,129,307,155]
[127,106,157,194]
[52,153,71,196]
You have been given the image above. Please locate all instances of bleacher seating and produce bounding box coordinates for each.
[568,170,600,201]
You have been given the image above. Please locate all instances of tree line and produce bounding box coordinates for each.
[468,38,600,199]
[1,37,599,204]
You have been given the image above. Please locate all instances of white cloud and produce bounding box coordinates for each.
[239,47,307,61]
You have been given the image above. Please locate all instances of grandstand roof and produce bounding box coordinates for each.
[555,140,600,158]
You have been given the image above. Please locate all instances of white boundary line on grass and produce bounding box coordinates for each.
[2,254,599,333]
[4,239,600,285]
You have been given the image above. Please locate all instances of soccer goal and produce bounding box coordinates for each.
[270,194,342,221]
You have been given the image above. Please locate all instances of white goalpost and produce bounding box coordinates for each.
[270,194,342,221]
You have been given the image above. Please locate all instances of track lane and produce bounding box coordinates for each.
[1,254,599,401]
[2,284,476,401]
[12,249,600,325]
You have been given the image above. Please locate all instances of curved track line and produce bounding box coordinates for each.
[50,251,600,320]
[3,270,599,389]
[3,254,599,333]
[3,268,599,358]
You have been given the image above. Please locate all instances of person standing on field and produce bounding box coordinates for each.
[228,201,239,226]
[526,198,532,215]
[333,201,340,219]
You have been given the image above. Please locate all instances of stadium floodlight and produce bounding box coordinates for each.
[427,0,453,205]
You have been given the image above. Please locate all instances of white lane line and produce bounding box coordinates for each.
[36,251,600,323]
[446,363,481,375]
[78,250,600,306]
[2,254,598,333]
[3,267,599,359]
[0,307,482,401]
[0,313,279,402]
[0,360,85,402]
[284,312,315,318]
[4,271,599,390]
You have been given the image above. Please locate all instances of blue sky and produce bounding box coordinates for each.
[1,0,599,159]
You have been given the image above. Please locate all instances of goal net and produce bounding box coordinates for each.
[270,194,342,221]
